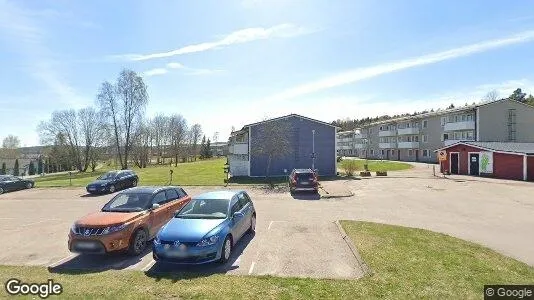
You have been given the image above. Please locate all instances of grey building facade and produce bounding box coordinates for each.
[338,99,534,163]
[228,114,338,177]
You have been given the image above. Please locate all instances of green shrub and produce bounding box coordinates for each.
[341,160,360,176]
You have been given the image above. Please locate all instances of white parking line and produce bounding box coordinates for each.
[141,259,156,272]
[268,220,287,230]
[248,262,255,274]
[48,254,77,268]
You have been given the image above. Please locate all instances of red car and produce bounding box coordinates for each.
[289,169,319,194]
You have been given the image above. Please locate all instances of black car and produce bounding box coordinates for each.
[0,175,34,195]
[86,170,138,194]
[288,168,319,194]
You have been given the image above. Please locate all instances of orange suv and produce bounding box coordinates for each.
[69,186,190,256]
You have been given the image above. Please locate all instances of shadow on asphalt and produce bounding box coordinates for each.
[48,247,152,274]
[291,192,321,201]
[79,193,108,198]
[145,232,256,280]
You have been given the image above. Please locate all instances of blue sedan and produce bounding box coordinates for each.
[153,190,256,264]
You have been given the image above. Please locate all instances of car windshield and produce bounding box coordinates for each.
[102,193,152,213]
[175,198,229,219]
[97,172,118,180]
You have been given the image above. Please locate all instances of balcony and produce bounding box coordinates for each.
[379,142,397,149]
[443,121,475,131]
[354,132,367,139]
[354,143,364,149]
[397,127,419,135]
[398,141,420,149]
[228,143,248,155]
[378,130,397,137]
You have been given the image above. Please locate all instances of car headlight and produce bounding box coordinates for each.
[101,224,127,235]
[153,236,161,245]
[196,235,219,247]
[100,183,107,187]
[70,224,77,234]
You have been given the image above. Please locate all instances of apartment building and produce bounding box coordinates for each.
[338,99,534,163]
[336,129,366,157]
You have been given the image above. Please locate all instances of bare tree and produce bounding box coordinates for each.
[151,114,169,164]
[483,90,499,102]
[213,132,219,144]
[168,114,188,166]
[38,110,83,171]
[251,119,291,184]
[78,107,107,172]
[132,121,152,168]
[97,69,148,169]
[189,124,202,161]
[1,135,21,158]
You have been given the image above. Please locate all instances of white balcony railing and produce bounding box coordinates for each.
[378,130,397,137]
[229,143,248,155]
[398,141,420,148]
[443,121,475,131]
[397,127,420,135]
[379,142,397,149]
[354,144,364,149]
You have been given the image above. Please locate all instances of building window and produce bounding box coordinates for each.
[379,126,383,131]
[370,149,375,155]
[422,120,428,128]
[381,150,385,156]
[441,117,446,126]
[422,134,428,143]
[414,135,419,142]
[462,115,466,121]
[422,150,429,157]
[467,131,474,139]
[467,114,473,121]
[408,149,413,156]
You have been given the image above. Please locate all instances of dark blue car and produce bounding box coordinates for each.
[153,190,256,264]
[86,170,138,194]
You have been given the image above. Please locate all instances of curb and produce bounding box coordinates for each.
[320,192,354,199]
[334,220,373,277]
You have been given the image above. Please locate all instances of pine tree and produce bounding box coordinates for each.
[206,139,212,158]
[0,163,5,175]
[37,158,43,174]
[28,161,36,175]
[13,159,19,176]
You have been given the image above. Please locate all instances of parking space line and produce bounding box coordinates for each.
[248,262,255,274]
[141,259,156,272]
[268,220,287,230]
[48,254,77,268]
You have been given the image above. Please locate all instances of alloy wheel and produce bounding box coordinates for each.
[0,187,3,195]
[26,182,33,189]
[134,230,147,254]
[109,185,116,193]
[223,238,231,261]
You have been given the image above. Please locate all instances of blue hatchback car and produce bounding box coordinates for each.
[153,190,256,264]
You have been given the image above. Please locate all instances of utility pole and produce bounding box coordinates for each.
[312,130,316,171]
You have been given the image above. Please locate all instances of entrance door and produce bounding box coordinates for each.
[415,150,419,162]
[469,153,480,176]
[450,153,459,174]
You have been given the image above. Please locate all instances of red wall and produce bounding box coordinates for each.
[441,144,526,181]
[528,156,534,181]
[441,144,484,175]
[493,152,524,181]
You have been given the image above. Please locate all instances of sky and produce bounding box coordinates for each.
[2,0,534,146]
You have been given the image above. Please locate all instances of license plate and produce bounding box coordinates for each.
[167,250,187,257]
[88,187,95,191]
[300,181,309,185]
[76,241,96,249]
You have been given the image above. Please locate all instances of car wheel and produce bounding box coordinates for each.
[109,185,116,193]
[128,229,147,256]
[26,182,33,189]
[219,235,232,264]
[248,214,256,233]
[0,187,4,195]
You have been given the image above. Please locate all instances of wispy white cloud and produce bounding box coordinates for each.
[143,62,224,77]
[114,23,313,61]
[263,30,534,103]
[0,0,87,107]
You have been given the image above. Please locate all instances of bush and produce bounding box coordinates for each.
[341,160,360,176]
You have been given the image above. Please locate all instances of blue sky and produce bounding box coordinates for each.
[2,0,534,146]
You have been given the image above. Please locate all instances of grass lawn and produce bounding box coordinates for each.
[2,221,533,299]
[339,159,412,173]
[34,158,227,187]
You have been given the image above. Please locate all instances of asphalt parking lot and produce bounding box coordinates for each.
[1,164,533,279]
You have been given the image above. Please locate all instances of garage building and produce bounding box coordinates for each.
[437,141,534,181]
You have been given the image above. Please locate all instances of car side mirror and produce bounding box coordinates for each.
[233,211,244,219]
[151,203,160,210]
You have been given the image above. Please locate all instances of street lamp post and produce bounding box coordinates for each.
[312,130,316,171]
